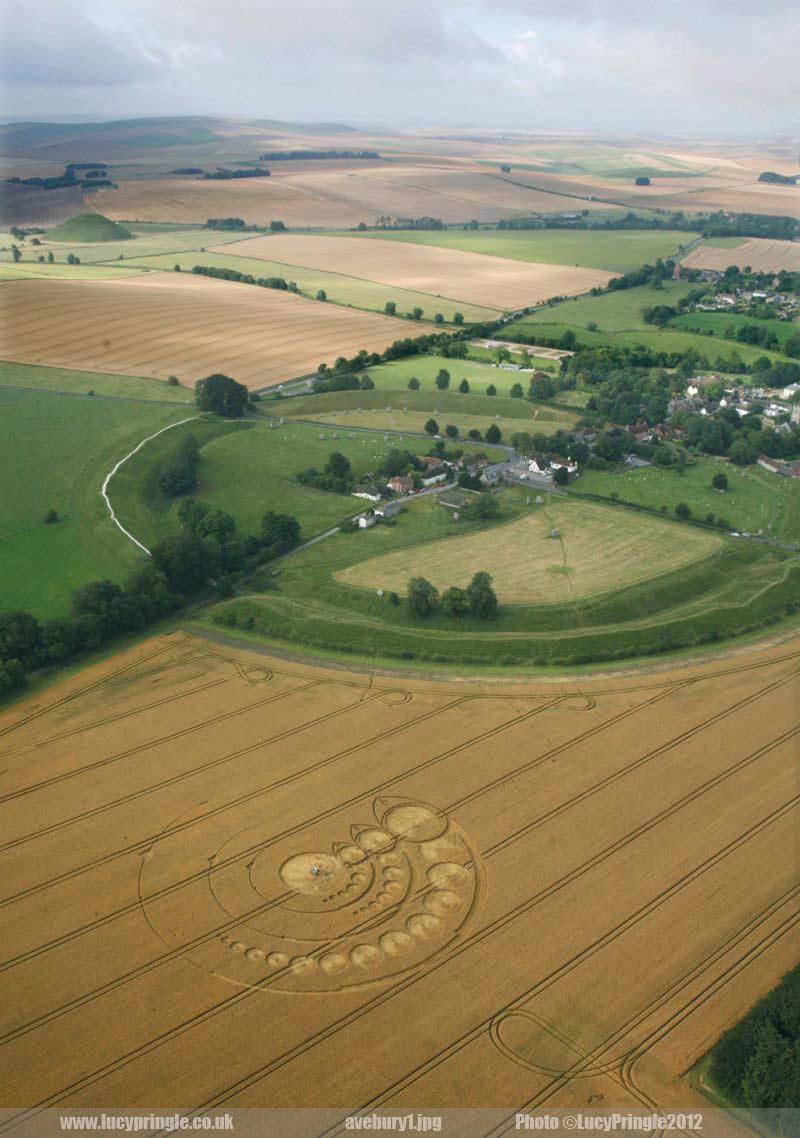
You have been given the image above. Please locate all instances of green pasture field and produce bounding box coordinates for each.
[108,417,502,553]
[0,359,194,403]
[352,354,554,397]
[576,458,800,544]
[205,487,800,668]
[671,310,799,346]
[112,251,498,323]
[505,282,797,367]
[517,280,696,331]
[349,229,690,273]
[278,385,578,438]
[0,387,187,618]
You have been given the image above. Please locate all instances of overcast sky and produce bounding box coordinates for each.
[1,0,797,135]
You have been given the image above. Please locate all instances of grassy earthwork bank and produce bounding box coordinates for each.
[204,489,800,668]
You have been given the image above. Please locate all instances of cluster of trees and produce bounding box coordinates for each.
[260,149,380,160]
[170,167,204,175]
[159,434,200,498]
[709,964,800,1108]
[202,168,271,180]
[189,264,296,293]
[607,258,675,293]
[423,417,502,444]
[757,170,798,185]
[372,216,444,230]
[195,373,250,417]
[494,210,799,242]
[205,217,247,230]
[407,571,499,621]
[382,299,462,324]
[674,406,800,466]
[297,451,355,494]
[6,163,113,190]
[0,498,304,697]
[311,372,374,394]
[177,498,299,574]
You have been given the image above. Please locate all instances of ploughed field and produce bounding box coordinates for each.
[0,273,402,388]
[1,630,798,1120]
[213,234,614,310]
[680,237,800,274]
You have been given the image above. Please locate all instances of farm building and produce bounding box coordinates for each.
[375,500,404,518]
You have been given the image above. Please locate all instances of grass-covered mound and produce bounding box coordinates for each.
[48,212,133,242]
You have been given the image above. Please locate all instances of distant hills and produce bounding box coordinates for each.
[0,116,359,157]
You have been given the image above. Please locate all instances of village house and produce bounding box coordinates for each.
[421,468,448,487]
[374,499,403,519]
[357,512,377,528]
[780,383,800,401]
[352,484,384,502]
[388,473,414,494]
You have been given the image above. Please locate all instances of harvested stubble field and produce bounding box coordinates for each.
[92,165,612,229]
[0,630,798,1127]
[0,272,402,388]
[681,238,800,274]
[337,500,723,603]
[217,234,613,311]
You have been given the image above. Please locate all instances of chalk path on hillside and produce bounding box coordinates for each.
[100,416,202,555]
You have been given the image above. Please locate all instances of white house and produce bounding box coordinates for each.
[352,485,383,502]
[780,383,800,401]
[357,512,377,529]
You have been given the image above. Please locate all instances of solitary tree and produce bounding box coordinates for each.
[407,577,438,618]
[424,418,439,436]
[325,452,352,479]
[434,313,444,324]
[466,571,498,620]
[453,312,464,325]
[486,384,497,396]
[412,307,423,320]
[195,373,249,418]
[435,369,450,391]
[316,289,327,301]
[385,300,396,316]
[445,424,459,439]
[11,245,22,262]
[458,378,470,394]
[675,502,692,520]
[510,383,524,399]
[712,472,729,492]
[408,376,420,390]
[485,423,502,444]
